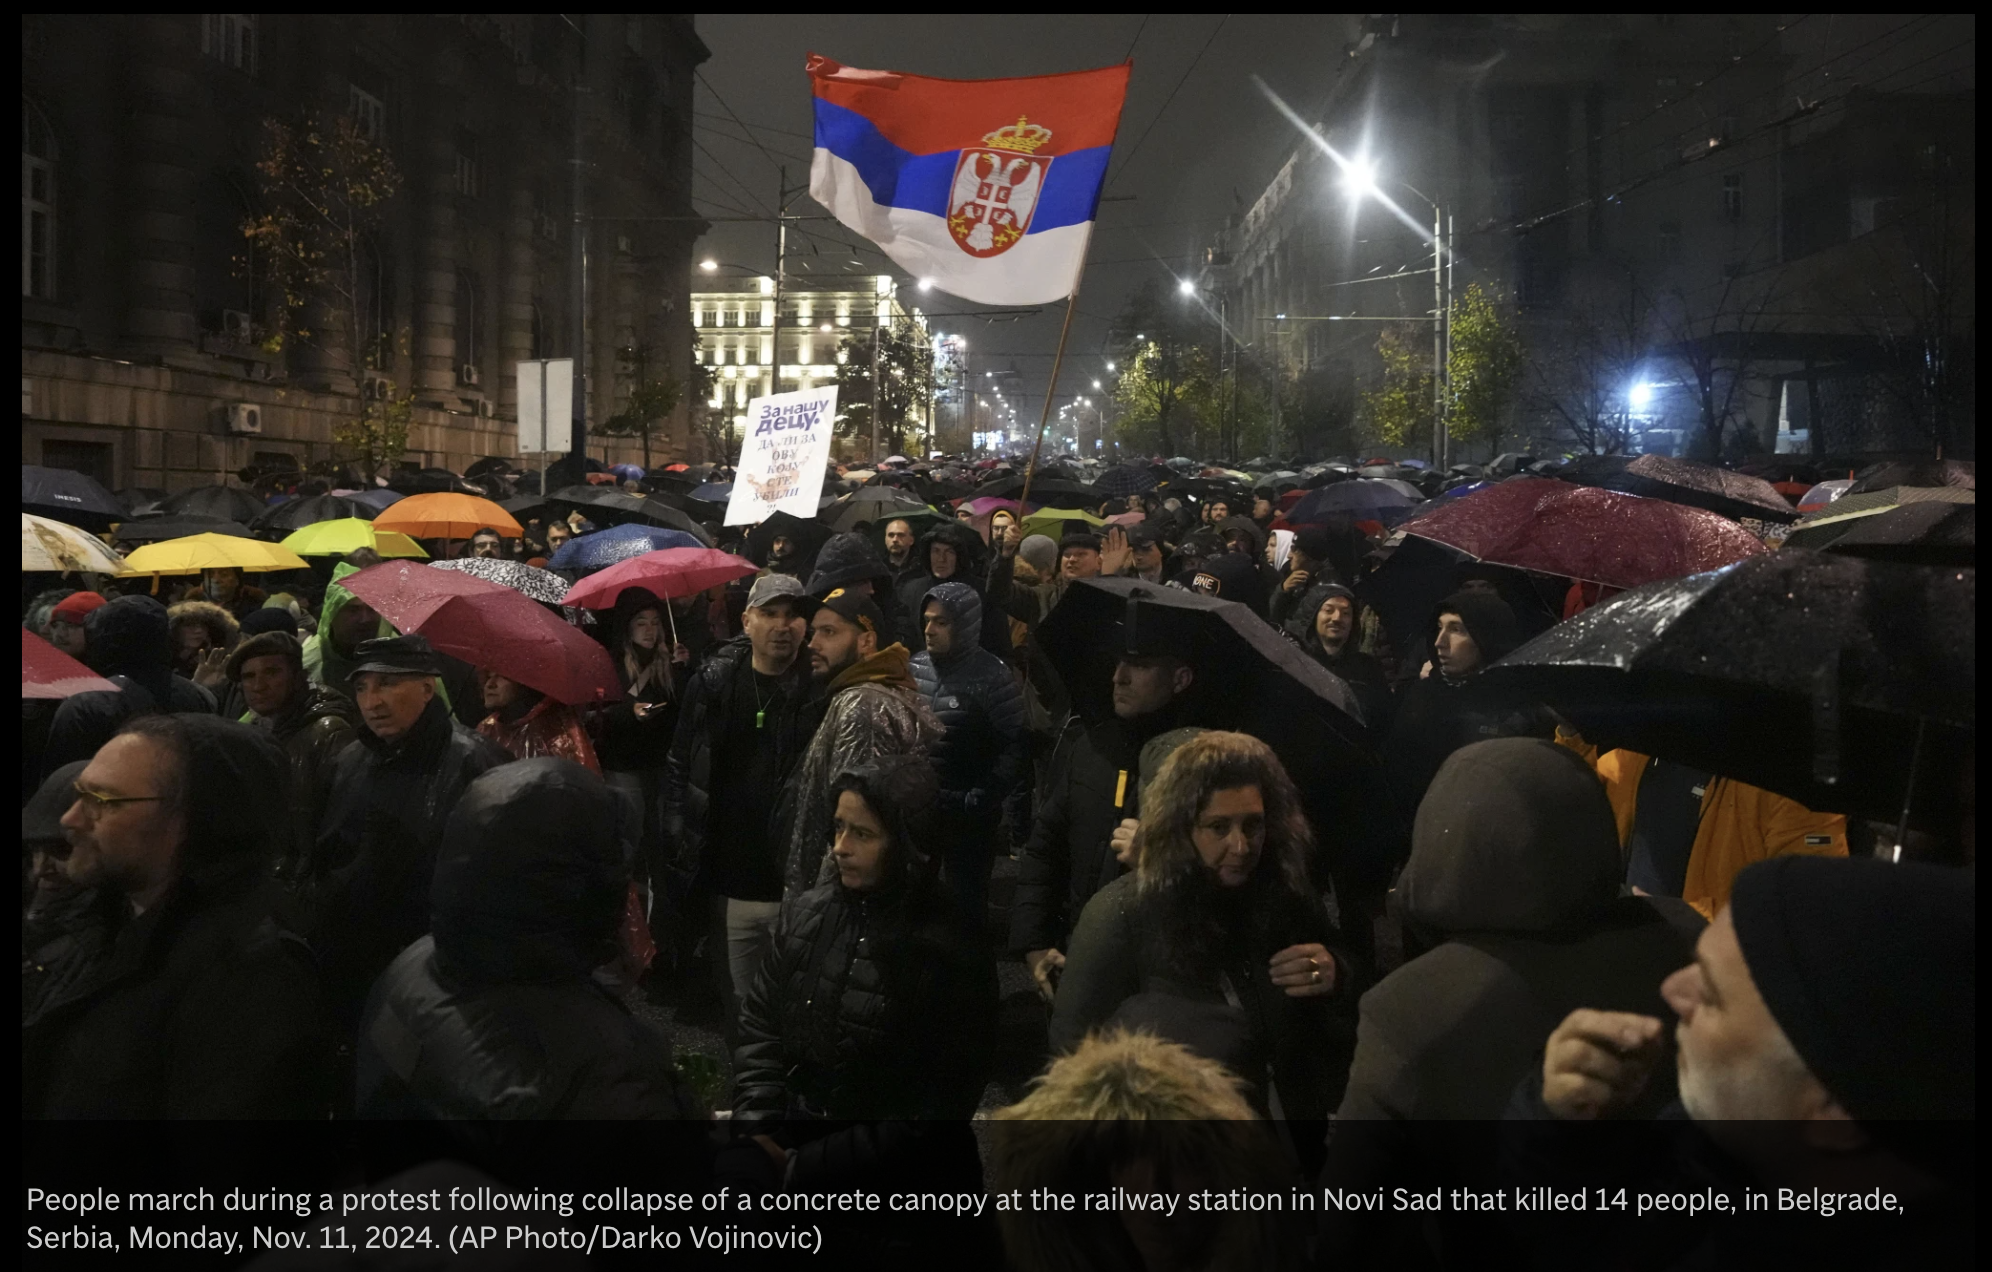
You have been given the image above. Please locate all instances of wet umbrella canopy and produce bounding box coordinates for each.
[1404,478,1765,589]
[1486,551,1974,830]
[548,523,703,571]
[112,515,256,544]
[546,486,714,545]
[428,557,572,604]
[156,485,269,524]
[1285,479,1423,524]
[252,493,373,531]
[559,547,758,609]
[824,486,935,534]
[22,465,124,524]
[1093,464,1160,497]
[1590,454,1799,523]
[22,627,119,699]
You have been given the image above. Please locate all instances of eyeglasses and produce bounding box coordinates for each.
[71,782,165,817]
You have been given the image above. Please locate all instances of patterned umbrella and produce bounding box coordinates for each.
[429,557,571,603]
[1094,464,1160,497]
[22,513,126,574]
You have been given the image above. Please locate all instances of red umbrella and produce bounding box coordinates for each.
[340,561,622,705]
[1403,478,1766,590]
[559,547,758,610]
[23,628,118,698]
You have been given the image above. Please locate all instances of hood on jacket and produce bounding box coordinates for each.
[914,520,987,579]
[430,757,626,987]
[83,595,173,682]
[1215,514,1267,557]
[826,642,918,696]
[806,531,893,599]
[1433,588,1523,665]
[1399,737,1622,935]
[829,753,941,878]
[316,561,386,658]
[1284,582,1358,651]
[1170,551,1263,610]
[919,581,983,662]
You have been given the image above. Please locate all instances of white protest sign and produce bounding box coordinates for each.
[515,359,574,455]
[724,385,838,527]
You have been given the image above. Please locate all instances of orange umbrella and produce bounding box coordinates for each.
[372,492,522,539]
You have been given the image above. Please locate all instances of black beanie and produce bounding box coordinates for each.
[1729,856,1975,1122]
[1436,588,1523,663]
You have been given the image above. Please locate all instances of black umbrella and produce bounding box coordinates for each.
[157,484,268,523]
[824,487,933,534]
[24,465,126,523]
[113,486,170,515]
[1484,550,1973,831]
[1848,458,1973,494]
[252,493,372,532]
[1036,577,1369,753]
[1572,454,1797,523]
[1094,464,1160,497]
[975,474,1099,509]
[547,486,714,546]
[111,515,257,544]
[1789,501,1974,568]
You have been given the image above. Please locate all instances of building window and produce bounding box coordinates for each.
[201,14,257,72]
[356,235,391,368]
[1721,173,1743,221]
[21,101,56,300]
[454,127,480,198]
[454,268,481,381]
[349,82,386,142]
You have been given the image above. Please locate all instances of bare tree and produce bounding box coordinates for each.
[1653,257,1786,460]
[1526,285,1651,455]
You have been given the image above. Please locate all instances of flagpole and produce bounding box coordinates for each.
[1018,273,1085,512]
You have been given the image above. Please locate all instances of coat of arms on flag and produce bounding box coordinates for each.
[807,55,1131,305]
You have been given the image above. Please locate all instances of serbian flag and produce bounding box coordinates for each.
[808,54,1131,305]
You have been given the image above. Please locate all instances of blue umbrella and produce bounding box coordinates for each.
[346,488,407,513]
[549,523,702,571]
[608,463,646,483]
[686,482,733,504]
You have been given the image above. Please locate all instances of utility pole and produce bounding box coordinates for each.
[869,282,885,463]
[1430,200,1444,469]
[771,167,787,400]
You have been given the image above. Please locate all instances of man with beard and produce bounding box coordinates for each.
[663,573,813,1029]
[779,588,941,898]
[882,517,920,586]
[1011,618,1201,1002]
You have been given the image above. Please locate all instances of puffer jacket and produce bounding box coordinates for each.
[660,636,813,875]
[780,646,943,897]
[306,695,508,1023]
[734,876,997,1126]
[355,760,694,1120]
[908,582,1028,820]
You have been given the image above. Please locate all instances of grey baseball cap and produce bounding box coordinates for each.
[746,572,806,609]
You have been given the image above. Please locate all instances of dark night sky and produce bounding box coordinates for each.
[689,14,1364,425]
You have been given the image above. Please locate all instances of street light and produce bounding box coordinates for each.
[1180,277,1239,462]
[1177,278,1197,296]
[1342,155,1452,467]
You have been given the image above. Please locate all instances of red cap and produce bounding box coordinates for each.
[50,592,108,624]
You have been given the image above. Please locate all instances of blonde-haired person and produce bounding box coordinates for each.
[1048,731,1357,1128]
[991,1028,1306,1272]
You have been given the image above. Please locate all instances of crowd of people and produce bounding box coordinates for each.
[20,450,1974,1267]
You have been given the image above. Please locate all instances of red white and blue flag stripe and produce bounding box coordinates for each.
[807,54,1131,305]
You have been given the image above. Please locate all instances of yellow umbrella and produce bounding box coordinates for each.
[118,533,309,577]
[22,513,127,574]
[281,518,429,559]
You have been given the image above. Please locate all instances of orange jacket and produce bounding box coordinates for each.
[1588,748,1847,918]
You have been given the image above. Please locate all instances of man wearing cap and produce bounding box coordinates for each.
[663,572,814,1031]
[911,581,1029,919]
[1527,856,1971,1261]
[305,634,506,1028]
[1119,523,1169,584]
[24,714,332,1118]
[226,630,358,882]
[1011,613,1201,1002]
[780,587,942,898]
[805,530,911,648]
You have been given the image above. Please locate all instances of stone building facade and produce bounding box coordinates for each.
[21,14,708,491]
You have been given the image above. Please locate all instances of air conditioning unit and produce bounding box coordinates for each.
[221,309,253,342]
[458,363,482,387]
[226,402,263,435]
[475,398,496,418]
[362,373,392,401]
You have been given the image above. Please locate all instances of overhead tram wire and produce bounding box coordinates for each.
[1106,14,1229,193]
[1122,13,1150,62]
[698,69,791,176]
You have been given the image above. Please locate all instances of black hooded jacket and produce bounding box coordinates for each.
[355,759,693,1119]
[894,521,1012,657]
[1284,583,1394,736]
[907,583,1028,821]
[307,695,508,1023]
[734,758,997,1185]
[41,595,216,777]
[23,716,332,1118]
[1382,589,1554,818]
[807,531,912,647]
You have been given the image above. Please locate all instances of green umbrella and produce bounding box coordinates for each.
[281,517,429,559]
[1020,507,1106,541]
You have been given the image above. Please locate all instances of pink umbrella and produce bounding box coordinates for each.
[341,560,622,705]
[22,628,118,698]
[560,547,758,610]
[1403,478,1766,590]
[961,495,1038,517]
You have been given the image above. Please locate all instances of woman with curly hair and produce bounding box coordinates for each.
[1048,730,1357,1127]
